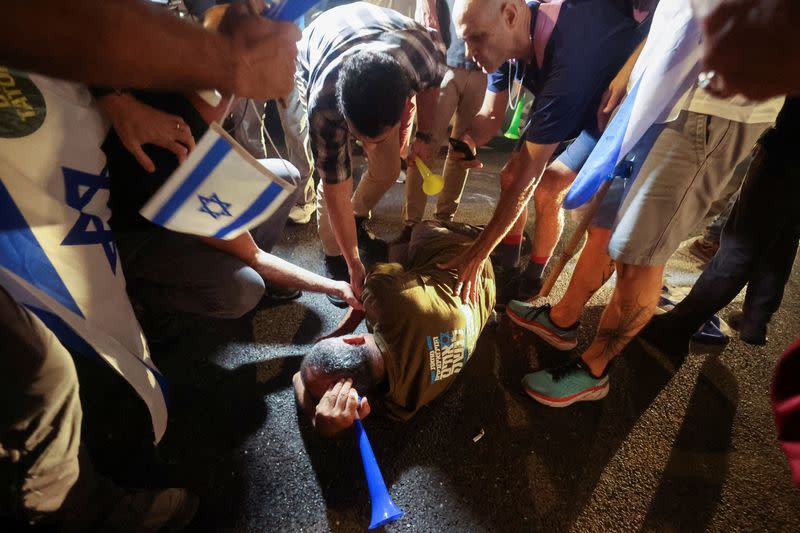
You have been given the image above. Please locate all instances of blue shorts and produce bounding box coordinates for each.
[556,128,601,173]
[571,172,631,230]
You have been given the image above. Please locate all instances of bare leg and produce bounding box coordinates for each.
[531,161,578,259]
[549,226,616,328]
[581,263,665,376]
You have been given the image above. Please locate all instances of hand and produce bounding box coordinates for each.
[221,3,301,100]
[450,134,483,170]
[314,379,371,438]
[699,0,796,100]
[437,245,487,304]
[99,93,195,173]
[407,137,432,165]
[597,72,628,132]
[334,280,364,311]
[415,0,440,30]
[347,259,367,301]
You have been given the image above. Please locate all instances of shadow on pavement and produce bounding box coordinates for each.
[641,357,738,530]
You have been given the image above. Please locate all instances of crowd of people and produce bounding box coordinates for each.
[2,0,799,529]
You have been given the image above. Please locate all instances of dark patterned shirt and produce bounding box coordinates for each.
[298,2,446,184]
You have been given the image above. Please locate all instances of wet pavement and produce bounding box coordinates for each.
[78,139,800,532]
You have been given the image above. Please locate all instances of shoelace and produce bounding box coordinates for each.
[524,303,551,321]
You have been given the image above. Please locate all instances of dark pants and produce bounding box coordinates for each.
[118,159,300,320]
[0,287,99,528]
[667,99,800,333]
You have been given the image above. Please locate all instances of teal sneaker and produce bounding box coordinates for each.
[506,301,578,351]
[522,358,609,407]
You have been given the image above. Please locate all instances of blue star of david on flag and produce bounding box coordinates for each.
[198,192,233,219]
[60,166,118,274]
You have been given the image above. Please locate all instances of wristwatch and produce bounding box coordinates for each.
[415,131,433,143]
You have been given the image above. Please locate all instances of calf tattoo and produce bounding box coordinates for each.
[595,294,651,361]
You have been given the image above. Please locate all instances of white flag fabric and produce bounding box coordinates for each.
[564,0,703,209]
[140,122,295,240]
[0,68,168,442]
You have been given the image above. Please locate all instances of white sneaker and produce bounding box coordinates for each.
[288,202,315,225]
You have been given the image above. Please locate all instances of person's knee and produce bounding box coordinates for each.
[533,165,575,211]
[586,226,612,248]
[264,158,302,188]
[264,159,305,206]
[209,268,265,319]
[281,161,302,188]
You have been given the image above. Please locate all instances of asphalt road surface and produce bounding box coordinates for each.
[77,141,800,532]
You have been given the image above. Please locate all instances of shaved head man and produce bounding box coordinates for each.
[453,0,532,74]
[439,0,643,306]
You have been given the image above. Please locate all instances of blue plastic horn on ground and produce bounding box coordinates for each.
[354,419,404,529]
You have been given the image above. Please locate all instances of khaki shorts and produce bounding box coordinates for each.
[594,110,770,265]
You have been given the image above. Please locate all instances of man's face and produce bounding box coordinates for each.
[456,6,516,73]
[304,369,337,402]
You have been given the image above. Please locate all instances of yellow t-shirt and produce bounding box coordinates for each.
[362,231,496,421]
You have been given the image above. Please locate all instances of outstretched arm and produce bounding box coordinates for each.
[202,233,362,309]
[1,0,300,99]
[438,140,557,303]
[323,179,367,300]
[450,89,509,170]
[317,307,367,342]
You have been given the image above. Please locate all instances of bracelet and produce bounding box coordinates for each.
[415,131,433,143]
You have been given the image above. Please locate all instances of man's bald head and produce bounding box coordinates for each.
[453,0,509,25]
[453,0,531,73]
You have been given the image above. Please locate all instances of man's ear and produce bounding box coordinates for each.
[343,335,366,346]
[293,371,318,420]
[503,1,517,28]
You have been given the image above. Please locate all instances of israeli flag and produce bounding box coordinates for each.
[0,69,168,442]
[141,122,295,240]
[564,0,704,209]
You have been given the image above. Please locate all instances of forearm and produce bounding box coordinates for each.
[619,38,646,82]
[469,177,538,259]
[323,180,360,267]
[251,251,343,295]
[465,91,508,147]
[469,142,556,257]
[2,0,235,92]
[202,233,343,295]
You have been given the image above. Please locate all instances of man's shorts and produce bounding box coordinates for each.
[556,128,602,173]
[580,110,770,266]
